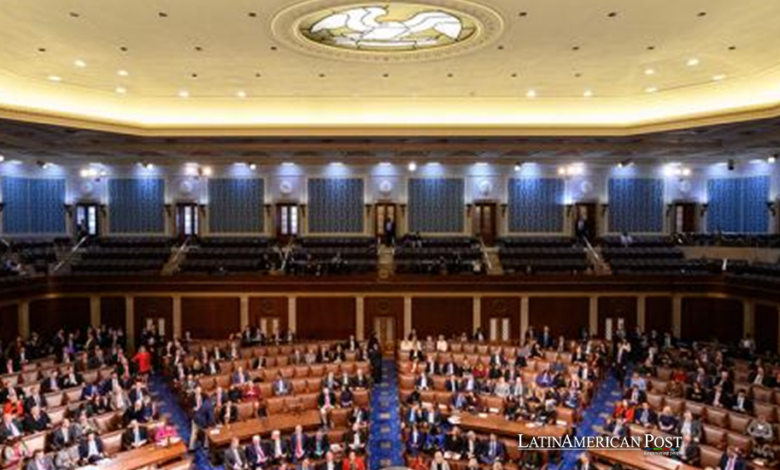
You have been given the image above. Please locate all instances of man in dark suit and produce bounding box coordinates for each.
[575,453,592,470]
[224,437,248,470]
[78,432,105,465]
[634,402,657,428]
[719,446,746,470]
[23,406,51,433]
[220,399,240,425]
[245,435,268,470]
[52,418,81,450]
[676,435,700,466]
[268,430,288,463]
[445,427,465,456]
[290,425,309,462]
[41,370,62,393]
[122,420,148,450]
[189,387,214,451]
[25,450,55,470]
[731,389,753,415]
[0,413,24,443]
[479,433,505,465]
[310,429,330,460]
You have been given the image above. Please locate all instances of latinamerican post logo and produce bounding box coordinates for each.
[518,434,682,456]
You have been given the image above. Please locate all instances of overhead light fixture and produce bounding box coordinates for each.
[0,155,5,163]
[526,89,537,98]
[513,163,522,172]
[37,161,51,169]
[408,162,417,172]
[645,87,658,93]
[48,75,61,82]
[140,162,154,170]
[331,162,344,166]
[117,69,129,77]
[617,159,633,168]
[769,155,778,164]
[427,162,440,166]
[378,162,391,167]
[687,58,700,67]
[281,162,295,167]
[74,59,86,68]
[115,86,127,94]
[200,166,213,176]
[236,90,247,98]
[681,168,692,177]
[583,90,593,98]
[178,90,190,98]
[249,163,257,171]
[80,168,99,178]
[727,159,735,171]
[644,68,655,75]
[712,74,726,81]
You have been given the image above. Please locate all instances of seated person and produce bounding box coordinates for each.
[677,411,701,442]
[624,385,646,405]
[634,402,656,428]
[657,406,678,433]
[604,417,628,438]
[246,435,268,470]
[423,425,444,455]
[479,433,505,465]
[290,425,308,463]
[273,373,291,396]
[122,420,148,450]
[268,430,288,463]
[676,434,700,466]
[310,429,330,459]
[345,422,366,454]
[51,418,81,450]
[223,437,248,470]
[406,424,425,456]
[732,389,753,415]
[445,427,465,457]
[318,387,337,428]
[23,406,51,434]
[748,416,775,443]
[349,405,368,429]
[342,451,365,470]
[78,432,106,465]
[3,437,30,469]
[340,387,354,408]
[0,413,24,443]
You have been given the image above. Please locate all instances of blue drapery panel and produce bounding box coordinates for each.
[208,179,264,233]
[408,178,464,233]
[507,178,564,233]
[307,178,364,233]
[608,178,664,233]
[108,178,165,233]
[707,176,770,233]
[1,177,65,234]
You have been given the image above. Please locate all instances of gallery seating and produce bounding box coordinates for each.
[178,237,281,275]
[498,237,589,274]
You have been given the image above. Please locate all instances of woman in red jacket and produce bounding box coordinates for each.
[342,451,366,470]
[132,346,153,376]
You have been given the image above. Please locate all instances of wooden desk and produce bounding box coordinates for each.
[590,449,699,470]
[207,410,322,448]
[451,412,570,439]
[82,441,187,470]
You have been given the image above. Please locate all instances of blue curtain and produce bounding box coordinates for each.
[707,176,769,233]
[408,178,464,233]
[1,177,66,234]
[608,178,664,233]
[108,178,165,233]
[307,178,364,233]
[508,178,564,233]
[208,179,264,233]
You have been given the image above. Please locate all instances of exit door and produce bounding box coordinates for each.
[175,203,199,238]
[375,203,397,245]
[574,203,598,242]
[74,204,100,237]
[373,316,396,355]
[671,203,697,234]
[276,204,299,244]
[473,202,497,245]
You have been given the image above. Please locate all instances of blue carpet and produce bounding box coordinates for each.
[549,371,620,470]
[368,360,404,470]
[149,375,221,470]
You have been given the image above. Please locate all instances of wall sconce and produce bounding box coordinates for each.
[768,201,777,217]
[665,203,673,218]
[565,204,574,217]
[500,203,508,216]
[466,204,473,216]
[700,204,709,217]
[399,203,407,215]
[264,204,273,216]
[365,204,373,216]
[600,204,609,216]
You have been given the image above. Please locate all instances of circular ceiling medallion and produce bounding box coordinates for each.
[273,0,504,62]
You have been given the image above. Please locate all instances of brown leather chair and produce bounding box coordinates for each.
[755,402,777,423]
[267,346,280,356]
[217,360,233,374]
[325,364,339,375]
[263,367,280,380]
[648,379,668,395]
[266,397,286,415]
[340,363,357,375]
[462,344,475,354]
[435,392,453,406]
[399,375,415,391]
[702,424,726,450]
[556,407,576,425]
[728,413,750,434]
[294,366,310,378]
[699,445,724,469]
[685,401,706,418]
[420,390,435,405]
[237,402,255,421]
[291,379,308,395]
[646,393,664,411]
[450,343,463,353]
[215,374,231,390]
[195,376,214,392]
[432,376,447,392]
[310,365,324,377]
[751,386,773,404]
[727,432,752,455]
[21,432,47,454]
[44,391,65,408]
[483,396,504,414]
[331,408,349,427]
[706,408,728,428]
[280,367,295,379]
[665,397,684,415]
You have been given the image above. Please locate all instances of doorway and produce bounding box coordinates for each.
[473,202,497,245]
[573,202,598,242]
[373,316,396,355]
[375,203,397,245]
[671,202,697,234]
[175,203,199,238]
[74,203,100,237]
[257,317,280,337]
[276,204,299,244]
[488,317,511,342]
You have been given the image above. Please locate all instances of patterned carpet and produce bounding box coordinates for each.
[368,359,405,470]
[550,371,620,470]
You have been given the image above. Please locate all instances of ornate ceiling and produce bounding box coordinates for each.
[1,0,780,135]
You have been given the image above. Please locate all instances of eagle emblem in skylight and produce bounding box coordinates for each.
[301,4,478,51]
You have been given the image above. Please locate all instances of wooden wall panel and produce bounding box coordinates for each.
[0,304,19,343]
[134,296,173,340]
[248,297,289,332]
[681,297,743,343]
[528,297,589,339]
[411,297,472,339]
[364,297,403,340]
[598,296,637,336]
[29,297,91,338]
[296,297,356,340]
[480,297,520,340]
[100,297,126,331]
[645,296,673,334]
[182,297,241,339]
[755,304,779,354]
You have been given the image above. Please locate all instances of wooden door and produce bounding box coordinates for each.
[175,203,199,238]
[473,202,497,245]
[671,203,697,234]
[574,203,598,241]
[373,316,396,355]
[74,203,100,237]
[375,203,397,244]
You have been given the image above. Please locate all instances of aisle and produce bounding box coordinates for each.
[149,376,220,470]
[367,359,405,470]
[550,373,620,470]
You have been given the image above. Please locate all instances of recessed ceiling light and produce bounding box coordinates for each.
[48,75,61,82]
[69,12,80,18]
[712,74,726,81]
[318,73,326,78]
[645,87,658,93]
[270,46,278,51]
[236,90,247,98]
[190,73,199,79]
[518,11,528,17]
[119,46,129,53]
[0,155,5,163]
[158,12,168,18]
[526,89,537,98]
[728,46,737,51]
[607,12,618,17]
[687,58,700,67]
[646,46,656,51]
[697,11,707,17]
[74,59,86,68]
[115,86,127,94]
[382,73,389,78]
[583,90,593,98]
[255,72,262,78]
[644,68,655,75]
[281,162,295,167]
[248,12,258,17]
[178,90,190,98]
[117,69,129,77]
[768,156,777,164]
[37,47,47,53]
[408,162,417,172]
[249,163,257,170]
[194,46,203,52]
[572,46,580,51]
